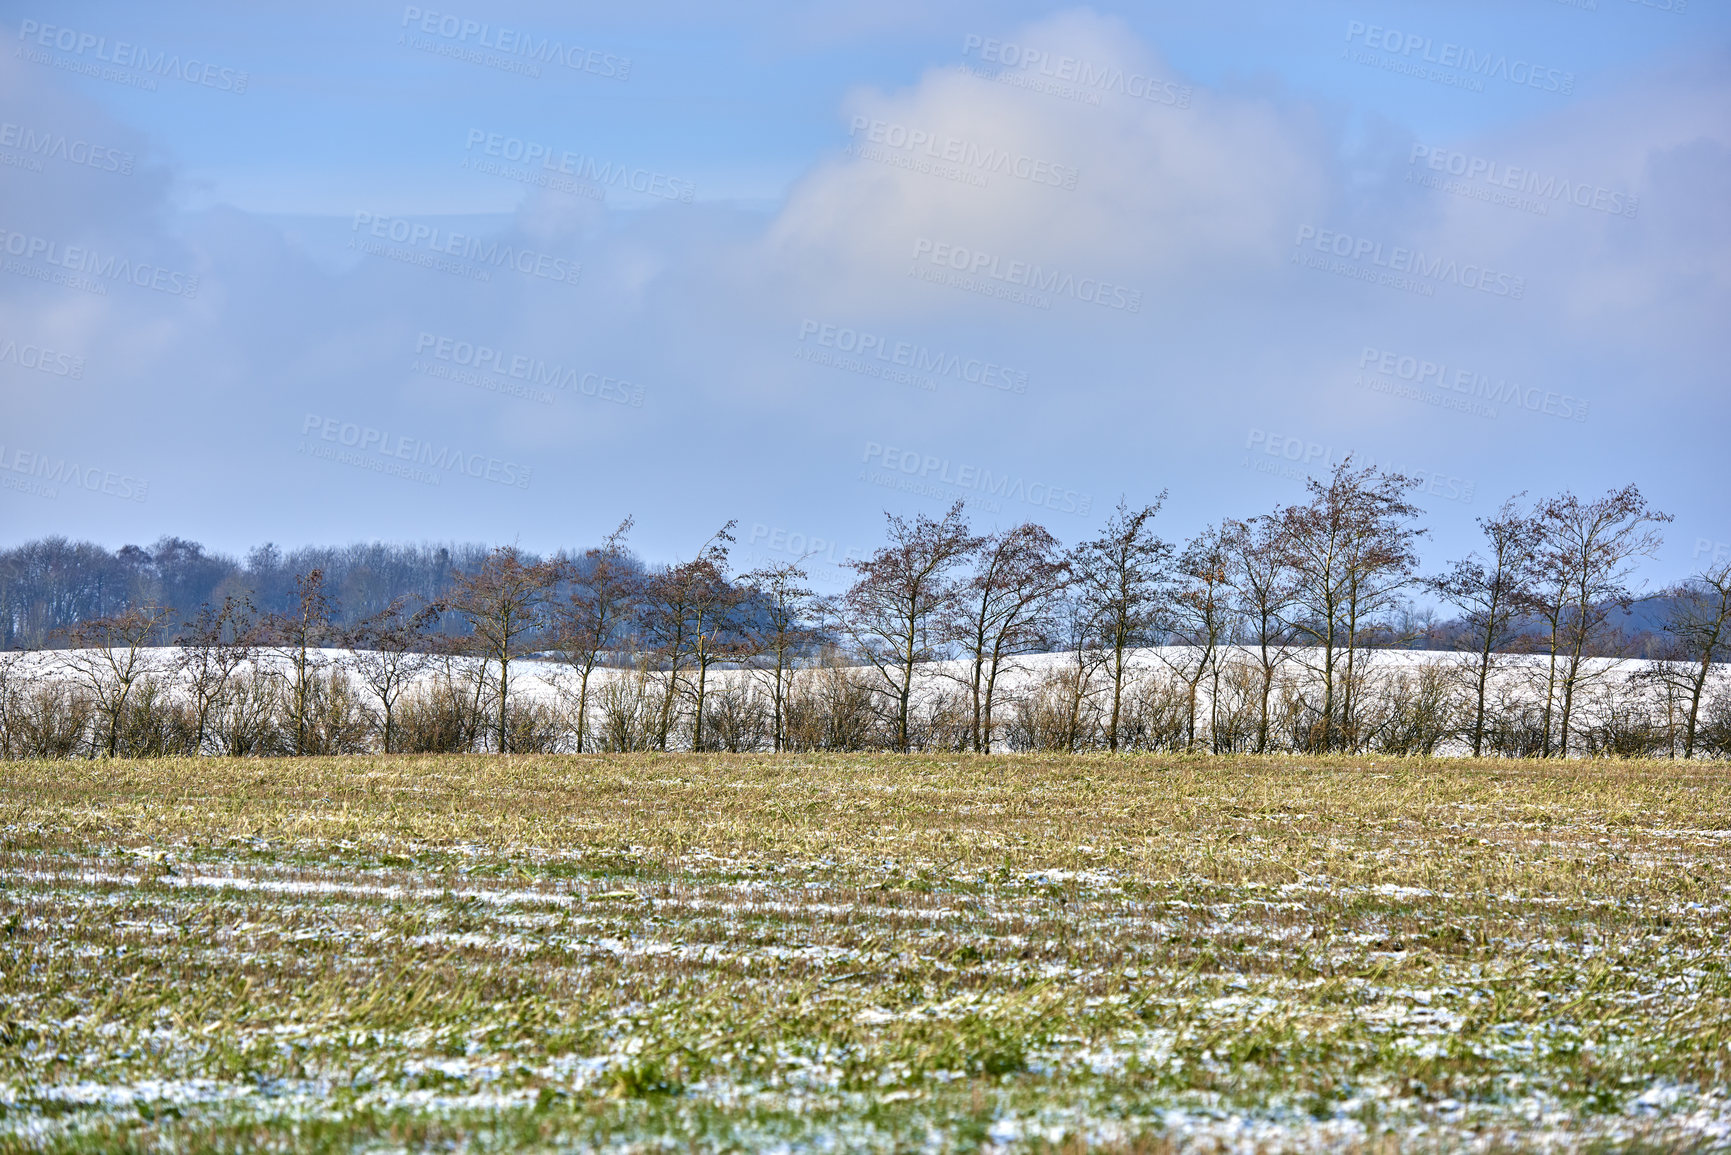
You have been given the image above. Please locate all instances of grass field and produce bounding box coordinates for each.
[1,754,1728,1152]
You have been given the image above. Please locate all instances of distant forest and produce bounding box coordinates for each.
[0,537,522,649]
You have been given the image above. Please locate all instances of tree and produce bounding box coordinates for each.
[552,518,640,753]
[346,596,441,754]
[945,523,1070,753]
[1524,486,1671,757]
[1427,499,1535,757]
[63,605,174,757]
[1649,562,1731,759]
[259,570,339,756]
[639,572,693,751]
[1159,524,1238,752]
[0,537,169,649]
[0,650,29,759]
[1273,460,1425,751]
[1071,497,1171,751]
[1046,593,1109,752]
[176,594,258,756]
[682,525,745,751]
[741,561,820,752]
[446,547,561,754]
[840,502,980,752]
[638,524,743,751]
[1222,517,1295,753]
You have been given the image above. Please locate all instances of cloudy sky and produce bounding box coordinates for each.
[2,0,1727,586]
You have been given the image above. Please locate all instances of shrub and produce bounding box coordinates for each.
[594,664,658,753]
[217,671,281,757]
[1695,686,1731,758]
[8,679,94,759]
[1579,688,1669,759]
[396,676,483,754]
[502,697,567,754]
[1207,660,1267,754]
[785,665,880,751]
[1003,667,1101,753]
[1365,664,1456,756]
[700,682,770,753]
[301,670,376,755]
[1116,672,1189,752]
[908,688,971,753]
[116,675,199,758]
[1481,682,1550,759]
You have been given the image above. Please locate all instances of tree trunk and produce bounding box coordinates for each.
[1684,654,1710,760]
[1108,642,1125,752]
[575,665,593,753]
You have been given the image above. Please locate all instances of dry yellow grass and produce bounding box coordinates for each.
[2,753,1728,1151]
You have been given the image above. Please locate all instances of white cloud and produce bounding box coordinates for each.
[766,11,1331,316]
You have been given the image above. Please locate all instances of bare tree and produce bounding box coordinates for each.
[63,605,174,758]
[1274,460,1425,752]
[175,594,258,756]
[346,597,441,754]
[1060,594,1109,751]
[552,518,640,752]
[1222,517,1295,753]
[1427,499,1535,757]
[639,524,742,751]
[0,650,28,760]
[944,523,1069,753]
[413,641,491,754]
[1071,497,1171,751]
[1159,524,1238,752]
[1524,486,1671,757]
[639,572,693,751]
[840,501,979,753]
[685,524,745,752]
[259,570,339,756]
[1648,562,1731,759]
[446,547,561,754]
[740,561,820,752]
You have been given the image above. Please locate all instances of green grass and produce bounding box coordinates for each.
[1,752,1728,1151]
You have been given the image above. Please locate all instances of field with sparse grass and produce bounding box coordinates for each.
[1,753,1729,1152]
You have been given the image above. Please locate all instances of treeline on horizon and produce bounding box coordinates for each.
[0,537,500,649]
[0,487,1709,658]
[1,462,1728,761]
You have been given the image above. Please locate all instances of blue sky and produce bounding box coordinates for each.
[2,0,1727,586]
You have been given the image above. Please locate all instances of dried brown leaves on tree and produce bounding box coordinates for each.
[552,518,640,753]
[1070,496,1171,752]
[1272,460,1426,752]
[945,523,1069,753]
[639,523,745,751]
[1427,498,1536,756]
[1648,561,1731,759]
[841,501,979,753]
[445,547,561,754]
[1523,486,1671,756]
[63,605,175,757]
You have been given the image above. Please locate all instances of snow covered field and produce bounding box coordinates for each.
[1,753,1728,1150]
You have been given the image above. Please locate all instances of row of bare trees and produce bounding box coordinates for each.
[2,461,1727,759]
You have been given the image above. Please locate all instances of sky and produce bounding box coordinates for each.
[1,0,1727,591]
